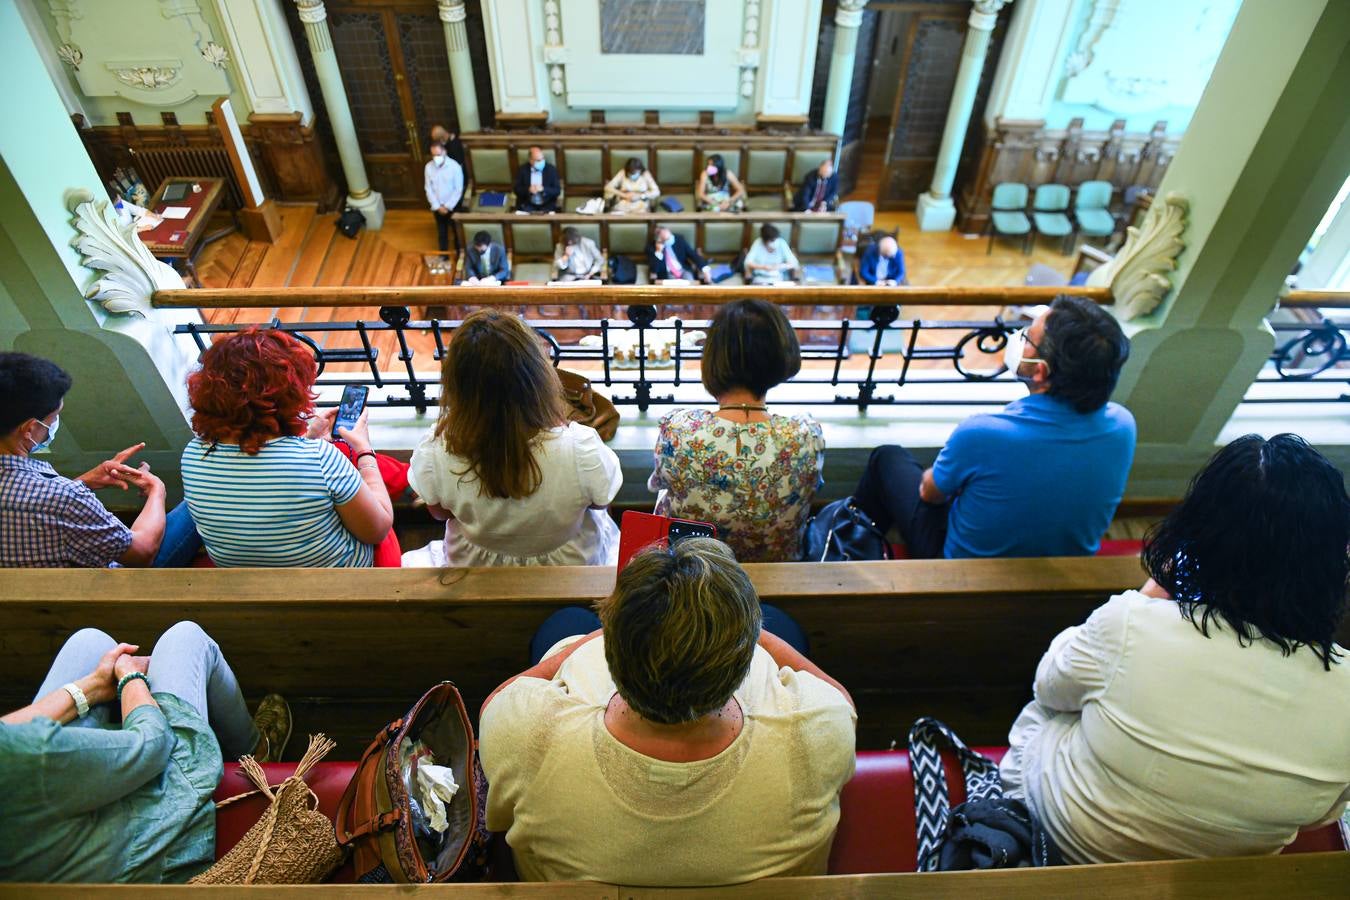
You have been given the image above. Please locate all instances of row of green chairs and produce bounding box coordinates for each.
[986,181,1118,255]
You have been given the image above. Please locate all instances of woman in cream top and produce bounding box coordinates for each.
[604,157,660,214]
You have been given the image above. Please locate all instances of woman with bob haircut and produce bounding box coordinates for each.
[1001,433,1350,863]
[649,299,824,561]
[405,309,622,567]
[478,537,856,885]
[181,327,400,567]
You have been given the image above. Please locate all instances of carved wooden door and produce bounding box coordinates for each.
[326,0,458,206]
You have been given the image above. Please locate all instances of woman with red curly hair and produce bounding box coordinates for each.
[180,328,398,567]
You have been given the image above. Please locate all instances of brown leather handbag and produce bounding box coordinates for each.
[335,683,491,884]
[558,368,619,442]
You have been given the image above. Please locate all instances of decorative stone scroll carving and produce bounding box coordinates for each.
[740,0,762,98]
[110,65,181,90]
[57,43,83,70]
[1087,191,1188,320]
[543,0,565,96]
[200,41,230,69]
[68,190,187,318]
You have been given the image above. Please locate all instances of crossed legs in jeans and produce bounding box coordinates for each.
[852,444,951,560]
[35,622,258,759]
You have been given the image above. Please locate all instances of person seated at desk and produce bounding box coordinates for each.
[857,235,906,286]
[605,157,660,214]
[646,226,710,283]
[696,154,746,212]
[514,146,561,214]
[743,224,800,285]
[463,230,511,284]
[794,158,839,213]
[555,227,604,282]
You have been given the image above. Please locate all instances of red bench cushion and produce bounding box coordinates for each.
[213,753,1346,878]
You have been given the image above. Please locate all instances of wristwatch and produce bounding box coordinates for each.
[62,682,90,718]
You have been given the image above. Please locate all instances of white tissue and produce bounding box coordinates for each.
[415,763,461,833]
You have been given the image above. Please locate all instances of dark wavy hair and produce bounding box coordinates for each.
[1143,433,1350,669]
[1038,295,1130,413]
[188,328,317,455]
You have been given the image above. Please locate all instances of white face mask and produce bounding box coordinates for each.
[433,155,446,167]
[28,415,59,453]
[1003,330,1048,384]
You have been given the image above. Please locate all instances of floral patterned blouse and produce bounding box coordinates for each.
[649,409,825,562]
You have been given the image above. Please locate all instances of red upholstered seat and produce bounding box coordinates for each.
[213,754,1346,881]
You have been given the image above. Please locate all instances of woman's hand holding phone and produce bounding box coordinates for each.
[304,409,337,441]
[337,410,374,456]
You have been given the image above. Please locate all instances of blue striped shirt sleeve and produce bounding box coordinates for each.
[318,440,363,505]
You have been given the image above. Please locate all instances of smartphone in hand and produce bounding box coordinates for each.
[332,384,370,439]
[617,511,718,570]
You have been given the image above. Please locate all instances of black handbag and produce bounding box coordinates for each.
[336,207,365,239]
[909,717,1062,872]
[799,497,892,562]
[608,254,637,285]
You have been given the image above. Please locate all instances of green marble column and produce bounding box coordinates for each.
[293,0,386,228]
[821,0,868,140]
[438,0,481,133]
[915,0,1010,232]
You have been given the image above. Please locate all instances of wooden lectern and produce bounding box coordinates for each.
[212,97,281,243]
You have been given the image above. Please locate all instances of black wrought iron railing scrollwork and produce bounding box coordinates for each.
[175,303,1033,413]
[1247,315,1350,402]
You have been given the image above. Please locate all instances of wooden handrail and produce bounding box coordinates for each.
[1281,289,1350,309]
[151,284,1113,310]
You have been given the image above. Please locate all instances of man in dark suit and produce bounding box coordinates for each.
[514,145,561,214]
[646,226,710,282]
[795,158,840,213]
[462,230,511,283]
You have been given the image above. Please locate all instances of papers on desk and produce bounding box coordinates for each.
[547,279,603,287]
[657,279,693,287]
[133,214,163,233]
[160,206,191,220]
[460,277,500,286]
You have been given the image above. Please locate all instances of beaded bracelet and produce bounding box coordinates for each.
[117,671,150,700]
[355,450,377,464]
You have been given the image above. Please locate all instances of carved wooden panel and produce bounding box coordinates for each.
[397,11,458,143]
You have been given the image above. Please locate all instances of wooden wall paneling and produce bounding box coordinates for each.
[248,113,338,208]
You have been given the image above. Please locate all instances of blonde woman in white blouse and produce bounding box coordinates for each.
[1002,434,1350,863]
[604,157,660,214]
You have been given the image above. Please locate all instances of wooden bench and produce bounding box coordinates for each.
[459,132,838,215]
[1,557,1151,753]
[2,852,1346,897]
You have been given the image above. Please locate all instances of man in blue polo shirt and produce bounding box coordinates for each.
[852,295,1135,558]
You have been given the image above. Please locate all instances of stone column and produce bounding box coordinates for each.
[437,0,480,132]
[293,0,385,229]
[821,0,868,139]
[915,0,1011,232]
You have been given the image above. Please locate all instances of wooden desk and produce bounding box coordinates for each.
[136,176,227,285]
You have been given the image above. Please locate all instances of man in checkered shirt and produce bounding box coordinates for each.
[0,352,199,568]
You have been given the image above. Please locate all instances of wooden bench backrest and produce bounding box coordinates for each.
[0,557,1147,751]
[460,133,837,198]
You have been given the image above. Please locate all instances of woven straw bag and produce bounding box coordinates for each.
[191,735,346,884]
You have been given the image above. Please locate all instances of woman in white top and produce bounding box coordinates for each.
[742,223,800,284]
[650,299,823,562]
[479,538,856,885]
[406,309,622,567]
[604,157,660,214]
[1002,433,1350,864]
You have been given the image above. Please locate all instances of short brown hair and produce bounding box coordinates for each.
[435,310,565,499]
[701,299,802,398]
[598,538,761,724]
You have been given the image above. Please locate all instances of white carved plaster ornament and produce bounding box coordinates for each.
[437,0,467,24]
[295,0,328,26]
[58,43,83,70]
[111,66,181,90]
[740,0,763,98]
[68,191,187,318]
[1087,191,1188,321]
[200,41,230,69]
[969,0,1011,31]
[543,0,564,96]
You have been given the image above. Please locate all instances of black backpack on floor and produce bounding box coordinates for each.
[336,207,365,239]
[608,254,637,285]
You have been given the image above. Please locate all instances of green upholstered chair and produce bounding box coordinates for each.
[987,182,1031,255]
[468,148,514,210]
[1032,184,1074,253]
[746,149,787,187]
[744,194,786,211]
[608,221,648,255]
[509,221,555,256]
[659,221,697,248]
[610,148,650,174]
[513,262,554,283]
[703,220,746,257]
[791,149,832,183]
[655,149,695,189]
[573,221,602,249]
[797,219,841,256]
[562,148,604,189]
[1074,180,1116,240]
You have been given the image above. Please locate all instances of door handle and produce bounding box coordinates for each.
[407,121,422,163]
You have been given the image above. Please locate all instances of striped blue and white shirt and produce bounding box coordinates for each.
[181,436,371,568]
